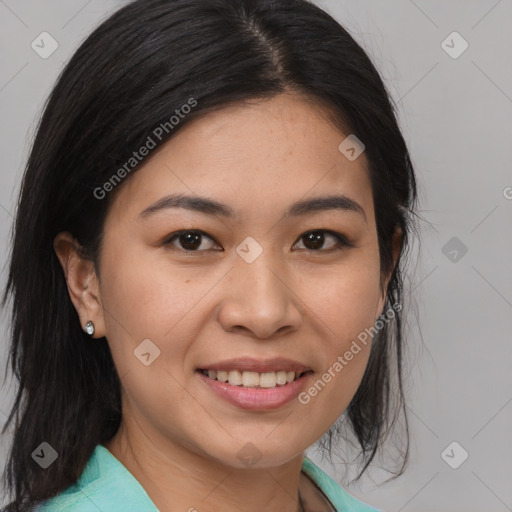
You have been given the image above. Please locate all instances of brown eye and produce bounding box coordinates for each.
[164,230,218,252]
[294,230,351,252]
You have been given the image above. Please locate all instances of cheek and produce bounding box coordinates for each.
[305,255,382,345]
[98,251,210,427]
[296,256,381,418]
[100,242,202,331]
[98,244,216,374]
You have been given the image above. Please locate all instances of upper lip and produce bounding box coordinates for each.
[197,357,312,374]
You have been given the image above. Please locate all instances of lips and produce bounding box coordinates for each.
[196,368,313,410]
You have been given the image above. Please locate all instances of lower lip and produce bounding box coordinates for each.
[196,370,313,410]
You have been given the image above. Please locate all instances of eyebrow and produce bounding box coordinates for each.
[139,193,367,223]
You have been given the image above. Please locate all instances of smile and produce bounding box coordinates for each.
[196,369,314,410]
[198,369,309,388]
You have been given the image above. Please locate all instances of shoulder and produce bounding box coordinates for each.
[301,455,383,512]
[34,445,158,512]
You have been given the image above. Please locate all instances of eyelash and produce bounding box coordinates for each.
[162,229,353,254]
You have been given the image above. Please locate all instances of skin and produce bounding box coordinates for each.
[54,92,401,512]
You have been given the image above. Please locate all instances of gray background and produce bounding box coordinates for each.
[1,1,511,511]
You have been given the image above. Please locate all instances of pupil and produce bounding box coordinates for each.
[304,231,323,250]
[181,232,201,250]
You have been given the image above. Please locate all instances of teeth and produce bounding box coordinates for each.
[228,370,242,386]
[202,369,303,387]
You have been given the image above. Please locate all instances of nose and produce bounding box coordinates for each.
[217,251,302,339]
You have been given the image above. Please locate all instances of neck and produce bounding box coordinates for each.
[104,421,306,512]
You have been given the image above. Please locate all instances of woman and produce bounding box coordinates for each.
[1,0,418,510]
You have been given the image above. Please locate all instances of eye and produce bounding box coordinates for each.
[163,230,220,252]
[162,229,352,254]
[293,230,352,253]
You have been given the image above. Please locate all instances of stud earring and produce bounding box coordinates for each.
[84,321,95,336]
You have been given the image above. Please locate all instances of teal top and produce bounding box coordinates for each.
[35,445,381,512]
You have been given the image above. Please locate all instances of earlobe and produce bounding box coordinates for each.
[53,232,106,338]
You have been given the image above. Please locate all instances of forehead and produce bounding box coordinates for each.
[107,92,374,225]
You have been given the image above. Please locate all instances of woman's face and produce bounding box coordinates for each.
[91,92,396,467]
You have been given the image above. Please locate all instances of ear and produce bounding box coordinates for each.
[53,232,106,338]
[375,226,403,319]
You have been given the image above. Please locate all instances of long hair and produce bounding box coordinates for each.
[1,0,419,509]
